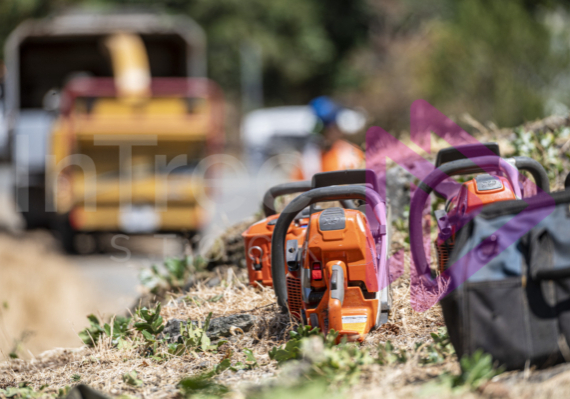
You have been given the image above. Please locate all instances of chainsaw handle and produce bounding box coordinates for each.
[511,156,550,194]
[271,185,385,312]
[410,155,548,276]
[311,169,380,193]
[262,181,312,217]
[262,180,360,217]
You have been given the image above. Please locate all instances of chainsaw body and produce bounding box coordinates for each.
[290,208,382,341]
[243,172,366,288]
[272,170,391,343]
[242,213,308,287]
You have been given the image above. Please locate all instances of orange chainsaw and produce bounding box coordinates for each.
[270,170,391,342]
[409,143,550,274]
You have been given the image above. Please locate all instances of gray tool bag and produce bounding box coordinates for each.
[441,189,570,370]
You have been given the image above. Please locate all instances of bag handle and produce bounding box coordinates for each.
[534,267,570,281]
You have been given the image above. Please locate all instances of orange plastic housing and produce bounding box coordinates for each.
[242,215,307,287]
[448,175,516,216]
[304,209,378,292]
[436,175,517,273]
[302,209,379,342]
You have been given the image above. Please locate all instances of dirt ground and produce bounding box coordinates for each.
[0,266,449,398]
[4,266,570,399]
[0,231,96,357]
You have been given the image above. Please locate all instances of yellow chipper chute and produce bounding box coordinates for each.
[104,32,152,103]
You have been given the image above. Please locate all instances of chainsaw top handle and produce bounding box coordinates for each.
[271,184,385,312]
[311,169,380,192]
[263,169,380,217]
[409,155,549,277]
[262,181,313,217]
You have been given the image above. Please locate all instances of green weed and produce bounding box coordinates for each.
[0,382,48,399]
[268,326,323,364]
[139,256,207,295]
[229,348,258,371]
[417,328,455,365]
[135,303,165,341]
[123,371,143,387]
[178,375,229,399]
[512,127,570,184]
[167,313,227,356]
[78,314,133,348]
[78,315,106,347]
[178,357,233,398]
[377,340,408,365]
[452,350,504,389]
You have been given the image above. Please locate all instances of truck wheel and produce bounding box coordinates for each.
[16,185,51,229]
[52,214,77,254]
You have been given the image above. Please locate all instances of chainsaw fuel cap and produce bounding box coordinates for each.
[475,174,503,192]
[319,207,346,231]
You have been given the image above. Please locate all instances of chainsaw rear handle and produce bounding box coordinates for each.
[410,155,549,276]
[271,185,385,312]
[262,181,312,217]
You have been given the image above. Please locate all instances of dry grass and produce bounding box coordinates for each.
[0,261,451,398]
[0,270,283,397]
[3,245,570,398]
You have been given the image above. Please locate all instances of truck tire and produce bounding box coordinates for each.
[52,213,77,254]
[16,185,52,229]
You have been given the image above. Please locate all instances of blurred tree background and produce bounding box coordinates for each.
[2,0,570,133]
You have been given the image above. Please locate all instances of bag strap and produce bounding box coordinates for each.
[534,267,570,281]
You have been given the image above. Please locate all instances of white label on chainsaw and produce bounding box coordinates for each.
[342,315,367,324]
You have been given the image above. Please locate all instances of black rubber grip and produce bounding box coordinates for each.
[512,156,550,194]
[435,143,501,167]
[262,181,312,217]
[311,169,379,192]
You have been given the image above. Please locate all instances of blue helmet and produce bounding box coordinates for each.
[309,96,341,128]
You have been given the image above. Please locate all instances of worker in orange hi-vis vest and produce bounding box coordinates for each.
[290,96,365,181]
